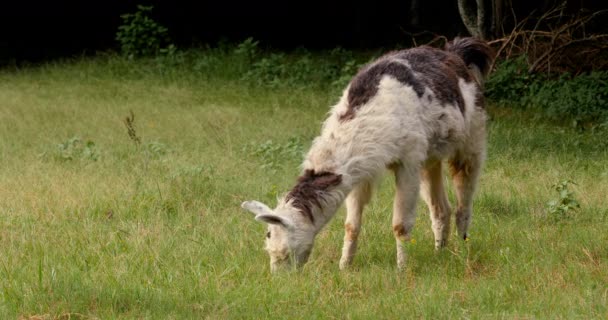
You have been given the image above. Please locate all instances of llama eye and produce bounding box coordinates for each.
[266,231,271,239]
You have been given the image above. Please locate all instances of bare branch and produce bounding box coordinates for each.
[488,4,608,75]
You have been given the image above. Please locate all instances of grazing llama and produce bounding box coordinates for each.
[242,37,494,272]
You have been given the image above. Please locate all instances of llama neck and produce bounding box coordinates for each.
[284,170,354,233]
[309,183,351,232]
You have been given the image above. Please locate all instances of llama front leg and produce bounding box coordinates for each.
[420,161,452,249]
[391,164,420,270]
[449,153,483,240]
[339,181,372,270]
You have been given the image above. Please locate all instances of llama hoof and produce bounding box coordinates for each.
[339,258,352,270]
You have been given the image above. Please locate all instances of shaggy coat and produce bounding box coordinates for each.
[242,37,494,271]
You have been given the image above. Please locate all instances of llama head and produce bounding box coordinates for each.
[241,200,315,272]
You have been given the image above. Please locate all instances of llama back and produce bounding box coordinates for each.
[303,38,493,188]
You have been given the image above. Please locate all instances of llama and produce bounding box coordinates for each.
[242,37,494,272]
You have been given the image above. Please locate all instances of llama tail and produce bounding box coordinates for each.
[445,37,494,83]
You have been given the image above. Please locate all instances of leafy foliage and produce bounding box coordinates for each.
[486,56,536,105]
[233,37,260,66]
[232,39,367,89]
[145,141,169,158]
[546,180,580,220]
[331,59,360,89]
[242,53,288,87]
[487,57,608,128]
[116,5,172,58]
[245,137,304,170]
[527,72,608,128]
[55,137,99,161]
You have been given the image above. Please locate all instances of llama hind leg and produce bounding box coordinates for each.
[420,161,452,249]
[339,181,372,270]
[449,153,483,241]
[391,163,420,270]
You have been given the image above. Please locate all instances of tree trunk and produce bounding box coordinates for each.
[458,0,481,38]
[458,0,495,39]
[409,0,422,27]
[476,0,487,38]
[491,0,504,36]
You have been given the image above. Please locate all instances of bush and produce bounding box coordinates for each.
[528,72,608,127]
[241,53,287,87]
[546,180,580,221]
[116,5,172,58]
[234,39,366,90]
[53,137,99,162]
[233,37,259,67]
[487,57,608,128]
[486,56,537,106]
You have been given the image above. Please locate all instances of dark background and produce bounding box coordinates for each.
[1,0,606,63]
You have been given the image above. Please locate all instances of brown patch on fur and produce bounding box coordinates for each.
[449,158,471,177]
[340,44,478,123]
[395,47,468,113]
[340,59,425,122]
[345,223,358,241]
[386,161,401,172]
[286,170,342,223]
[392,225,408,241]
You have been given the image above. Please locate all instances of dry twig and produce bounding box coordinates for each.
[489,2,608,75]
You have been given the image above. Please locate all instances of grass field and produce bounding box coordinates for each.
[1,55,607,319]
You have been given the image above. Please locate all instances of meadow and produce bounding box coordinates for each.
[0,51,607,319]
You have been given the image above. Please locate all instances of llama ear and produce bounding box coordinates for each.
[241,200,274,216]
[255,214,295,230]
[242,201,295,229]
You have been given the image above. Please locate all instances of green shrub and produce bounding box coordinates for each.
[234,39,365,89]
[546,180,580,221]
[144,141,169,158]
[54,137,99,162]
[241,53,287,87]
[233,37,259,67]
[527,72,608,127]
[487,57,608,127]
[289,55,314,84]
[116,5,172,58]
[486,56,539,106]
[331,59,360,89]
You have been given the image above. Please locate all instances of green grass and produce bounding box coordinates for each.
[1,55,607,319]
